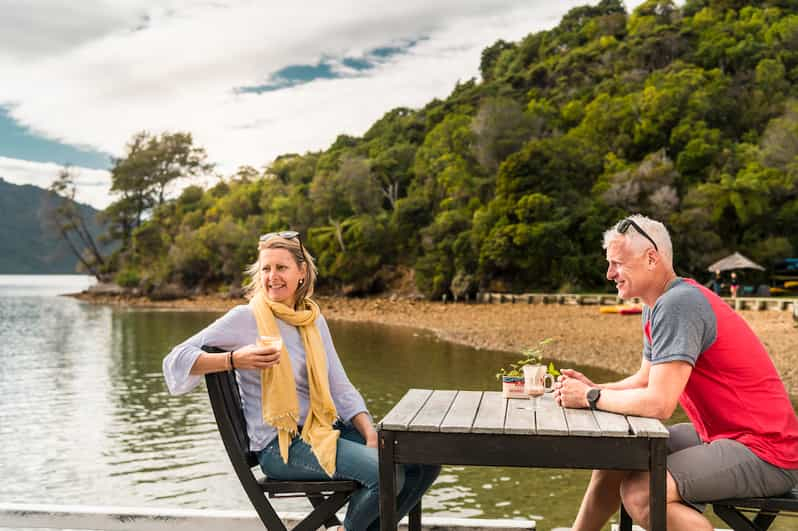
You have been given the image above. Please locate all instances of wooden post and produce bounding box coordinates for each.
[379,431,397,531]
[649,438,668,531]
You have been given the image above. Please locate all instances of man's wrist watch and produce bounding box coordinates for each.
[586,387,601,410]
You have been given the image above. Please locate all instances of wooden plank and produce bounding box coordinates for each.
[472,391,507,434]
[379,389,432,431]
[408,390,457,432]
[627,416,670,438]
[592,410,631,437]
[505,398,536,435]
[534,396,568,435]
[564,408,601,436]
[440,391,482,433]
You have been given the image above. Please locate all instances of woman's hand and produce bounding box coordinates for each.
[232,343,282,370]
[350,412,378,448]
[365,432,378,449]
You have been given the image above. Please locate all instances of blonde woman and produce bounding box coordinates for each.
[164,231,439,530]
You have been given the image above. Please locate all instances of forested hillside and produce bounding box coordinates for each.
[100,0,798,297]
[0,178,103,274]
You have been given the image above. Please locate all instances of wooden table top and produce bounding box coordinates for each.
[378,389,669,438]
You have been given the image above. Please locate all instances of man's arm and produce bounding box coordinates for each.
[559,358,650,391]
[601,358,651,390]
[557,360,692,420]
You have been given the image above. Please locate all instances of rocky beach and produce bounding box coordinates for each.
[72,291,798,393]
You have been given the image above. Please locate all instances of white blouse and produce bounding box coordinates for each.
[163,305,370,451]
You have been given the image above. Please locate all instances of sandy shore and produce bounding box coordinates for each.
[72,292,798,393]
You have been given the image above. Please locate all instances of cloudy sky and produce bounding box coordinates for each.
[0,0,644,209]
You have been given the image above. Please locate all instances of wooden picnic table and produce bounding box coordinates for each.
[377,389,669,531]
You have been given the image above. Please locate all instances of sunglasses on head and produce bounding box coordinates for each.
[617,218,658,251]
[259,230,307,262]
[259,230,300,242]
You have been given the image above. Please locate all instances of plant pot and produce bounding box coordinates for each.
[501,375,527,399]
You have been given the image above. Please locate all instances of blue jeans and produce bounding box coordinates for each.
[258,422,441,530]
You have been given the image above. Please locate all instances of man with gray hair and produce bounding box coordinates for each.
[553,214,798,531]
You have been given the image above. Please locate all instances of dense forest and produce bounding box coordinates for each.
[71,0,798,298]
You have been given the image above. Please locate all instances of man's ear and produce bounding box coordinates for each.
[646,249,659,270]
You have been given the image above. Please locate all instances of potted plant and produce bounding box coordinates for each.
[495,339,559,399]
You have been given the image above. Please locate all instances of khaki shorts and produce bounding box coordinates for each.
[667,423,798,511]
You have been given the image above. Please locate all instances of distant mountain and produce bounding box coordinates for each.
[0,177,105,274]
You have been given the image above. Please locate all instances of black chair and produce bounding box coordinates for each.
[620,490,798,531]
[712,489,798,531]
[202,346,357,531]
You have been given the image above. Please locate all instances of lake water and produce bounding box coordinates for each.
[1,276,793,530]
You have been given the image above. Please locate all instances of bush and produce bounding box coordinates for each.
[115,269,140,288]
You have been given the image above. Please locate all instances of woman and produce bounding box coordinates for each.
[163,231,440,530]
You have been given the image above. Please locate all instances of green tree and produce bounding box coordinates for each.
[108,131,213,244]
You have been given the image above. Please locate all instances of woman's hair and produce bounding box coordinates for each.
[244,235,318,306]
[602,213,674,269]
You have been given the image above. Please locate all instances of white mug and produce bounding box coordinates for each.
[523,364,554,397]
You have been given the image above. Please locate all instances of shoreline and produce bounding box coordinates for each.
[70,291,798,393]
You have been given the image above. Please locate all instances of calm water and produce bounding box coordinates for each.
[1,276,794,530]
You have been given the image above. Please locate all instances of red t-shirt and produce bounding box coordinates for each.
[643,278,798,469]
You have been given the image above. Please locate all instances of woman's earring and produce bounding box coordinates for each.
[298,278,305,286]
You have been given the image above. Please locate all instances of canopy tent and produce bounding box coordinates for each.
[706,252,765,272]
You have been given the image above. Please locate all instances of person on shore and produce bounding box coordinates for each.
[730,270,739,298]
[553,214,798,531]
[163,231,440,531]
[709,269,722,295]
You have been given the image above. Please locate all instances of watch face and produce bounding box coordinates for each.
[587,388,600,403]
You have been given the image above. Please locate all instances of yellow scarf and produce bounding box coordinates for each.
[250,291,340,477]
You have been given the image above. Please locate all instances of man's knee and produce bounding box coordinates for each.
[620,472,650,523]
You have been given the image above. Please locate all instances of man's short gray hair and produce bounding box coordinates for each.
[602,214,673,268]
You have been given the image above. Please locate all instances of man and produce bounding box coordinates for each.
[554,214,798,531]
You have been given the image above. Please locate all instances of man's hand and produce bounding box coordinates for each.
[553,374,591,408]
[558,368,596,387]
[232,343,282,370]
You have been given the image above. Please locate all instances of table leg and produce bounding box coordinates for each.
[409,500,421,531]
[619,503,632,531]
[379,430,397,531]
[649,438,668,531]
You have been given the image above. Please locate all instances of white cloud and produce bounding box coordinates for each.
[0,1,647,206]
[0,157,112,209]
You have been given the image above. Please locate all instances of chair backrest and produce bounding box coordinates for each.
[203,346,291,530]
[201,346,357,531]
[202,346,258,468]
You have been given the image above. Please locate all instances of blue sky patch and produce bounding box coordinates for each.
[0,106,110,169]
[238,40,421,94]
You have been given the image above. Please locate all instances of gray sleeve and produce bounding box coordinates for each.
[648,289,716,366]
[317,314,370,423]
[162,305,256,395]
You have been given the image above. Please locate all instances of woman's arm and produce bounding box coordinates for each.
[163,305,254,394]
[189,343,282,375]
[315,315,373,433]
[351,411,378,448]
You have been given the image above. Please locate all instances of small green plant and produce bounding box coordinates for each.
[495,338,560,380]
